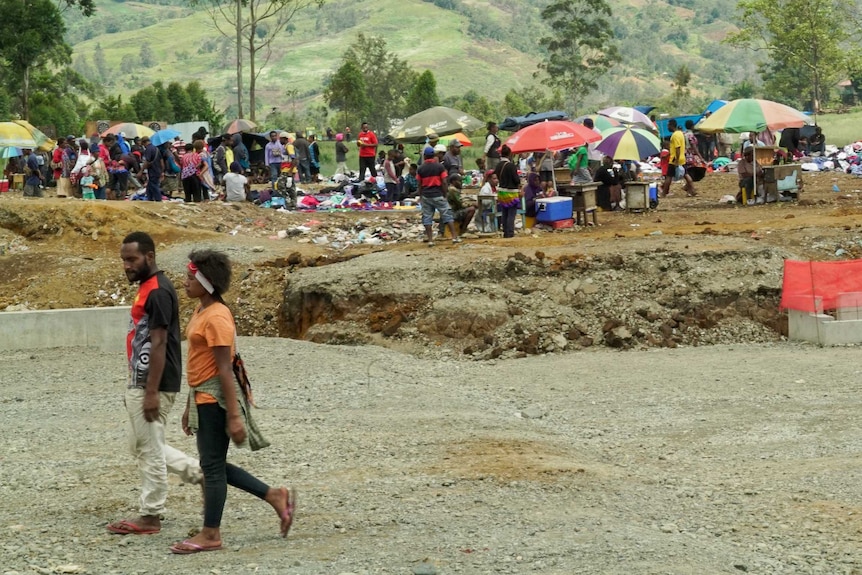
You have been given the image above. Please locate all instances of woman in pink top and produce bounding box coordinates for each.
[180,142,204,202]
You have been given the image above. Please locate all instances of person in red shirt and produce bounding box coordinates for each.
[51,137,66,190]
[356,122,378,178]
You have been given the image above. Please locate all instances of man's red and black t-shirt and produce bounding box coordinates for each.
[127,271,182,392]
[417,158,447,198]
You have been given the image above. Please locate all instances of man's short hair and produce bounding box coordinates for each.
[123,231,156,255]
[668,119,678,129]
[269,130,278,136]
[487,121,497,131]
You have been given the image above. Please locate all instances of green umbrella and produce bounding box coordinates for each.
[389,106,485,144]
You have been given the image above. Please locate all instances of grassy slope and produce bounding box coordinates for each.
[70,0,757,111]
[71,0,540,110]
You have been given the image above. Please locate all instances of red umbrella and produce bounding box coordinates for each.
[504,120,602,154]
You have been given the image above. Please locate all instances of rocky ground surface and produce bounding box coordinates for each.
[2,170,862,573]
[1,341,861,574]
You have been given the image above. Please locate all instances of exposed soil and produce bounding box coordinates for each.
[2,170,862,357]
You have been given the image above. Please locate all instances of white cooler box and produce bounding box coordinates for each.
[536,196,573,222]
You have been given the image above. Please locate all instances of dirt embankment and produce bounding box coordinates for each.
[1,169,862,356]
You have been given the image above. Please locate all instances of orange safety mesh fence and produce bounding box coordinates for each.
[780,259,862,312]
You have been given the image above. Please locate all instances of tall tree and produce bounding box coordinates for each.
[166,82,195,122]
[535,0,620,113]
[92,95,137,121]
[55,0,96,16]
[195,0,324,120]
[726,0,858,111]
[324,59,371,131]
[337,33,417,133]
[185,81,225,127]
[727,80,757,100]
[130,82,174,122]
[0,0,69,120]
[404,70,440,116]
[29,68,94,135]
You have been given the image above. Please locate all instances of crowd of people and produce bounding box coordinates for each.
[5,109,821,226]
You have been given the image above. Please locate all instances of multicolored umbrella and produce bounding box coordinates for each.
[389,106,484,143]
[595,127,661,161]
[101,122,156,139]
[11,120,55,151]
[697,98,812,133]
[441,132,472,147]
[598,106,656,130]
[504,120,603,154]
[0,122,48,149]
[223,118,258,134]
[573,114,620,133]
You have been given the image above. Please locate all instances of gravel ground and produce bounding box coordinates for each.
[2,339,862,575]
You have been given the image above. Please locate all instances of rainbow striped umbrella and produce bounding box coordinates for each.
[697,98,812,133]
[594,127,661,161]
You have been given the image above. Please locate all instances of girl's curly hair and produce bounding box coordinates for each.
[188,249,232,297]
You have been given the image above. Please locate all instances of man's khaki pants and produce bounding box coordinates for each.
[125,388,202,517]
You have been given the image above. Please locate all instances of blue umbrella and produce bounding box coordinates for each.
[0,146,22,158]
[150,129,181,147]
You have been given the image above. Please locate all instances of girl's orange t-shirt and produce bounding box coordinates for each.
[186,302,235,405]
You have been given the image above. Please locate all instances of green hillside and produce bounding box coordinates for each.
[65,0,755,116]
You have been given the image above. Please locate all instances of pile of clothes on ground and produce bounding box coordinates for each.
[269,217,428,250]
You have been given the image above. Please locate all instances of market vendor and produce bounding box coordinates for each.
[593,156,622,211]
[736,146,764,204]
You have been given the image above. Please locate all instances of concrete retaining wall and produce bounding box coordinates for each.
[788,309,862,346]
[0,307,130,351]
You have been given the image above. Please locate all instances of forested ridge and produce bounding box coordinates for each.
[66,0,755,113]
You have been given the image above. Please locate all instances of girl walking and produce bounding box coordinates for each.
[171,249,295,554]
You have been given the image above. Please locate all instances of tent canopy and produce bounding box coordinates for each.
[655,114,702,139]
[498,111,569,131]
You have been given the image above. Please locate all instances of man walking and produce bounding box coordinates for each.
[356,122,378,178]
[140,136,163,202]
[661,119,696,197]
[264,131,285,187]
[108,231,202,535]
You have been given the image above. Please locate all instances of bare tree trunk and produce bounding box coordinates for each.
[22,66,30,121]
[248,0,257,121]
[235,0,244,119]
